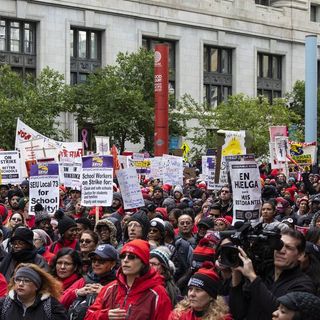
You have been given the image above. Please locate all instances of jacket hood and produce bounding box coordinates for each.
[95,218,118,247]
[116,266,164,295]
[9,289,50,301]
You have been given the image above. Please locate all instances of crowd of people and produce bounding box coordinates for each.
[1,166,320,319]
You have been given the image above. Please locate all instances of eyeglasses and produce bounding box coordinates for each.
[11,218,22,222]
[12,240,26,247]
[14,277,32,285]
[80,239,93,244]
[91,258,109,264]
[119,253,137,260]
[33,238,42,242]
[56,261,74,267]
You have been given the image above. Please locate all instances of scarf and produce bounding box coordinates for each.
[60,273,81,291]
[86,269,116,286]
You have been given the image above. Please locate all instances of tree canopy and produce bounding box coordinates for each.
[0,65,71,150]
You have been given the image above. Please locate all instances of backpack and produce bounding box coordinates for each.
[67,276,97,320]
[172,237,193,281]
[1,296,52,320]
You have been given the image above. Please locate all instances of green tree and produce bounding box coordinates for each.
[173,94,302,158]
[0,65,71,150]
[71,48,185,153]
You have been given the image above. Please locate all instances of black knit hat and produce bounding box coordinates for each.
[277,291,320,320]
[10,227,34,246]
[188,263,221,298]
[35,211,51,225]
[54,209,77,235]
[125,210,150,240]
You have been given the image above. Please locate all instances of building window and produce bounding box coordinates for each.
[70,28,101,84]
[0,18,36,76]
[257,53,282,102]
[255,0,271,5]
[311,4,319,22]
[142,37,176,95]
[203,45,232,108]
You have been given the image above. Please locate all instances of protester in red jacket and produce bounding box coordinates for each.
[0,273,7,297]
[169,264,231,320]
[85,239,172,320]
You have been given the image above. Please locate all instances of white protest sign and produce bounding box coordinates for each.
[274,136,289,162]
[0,151,21,184]
[202,156,216,190]
[95,136,110,155]
[118,155,130,169]
[229,159,262,224]
[59,142,83,163]
[60,162,82,189]
[117,167,144,209]
[162,154,183,186]
[81,156,113,206]
[218,130,246,185]
[149,157,163,179]
[29,163,59,215]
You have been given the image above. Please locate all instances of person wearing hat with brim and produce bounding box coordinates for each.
[169,264,231,320]
[61,244,118,311]
[0,262,67,320]
[0,227,48,281]
[48,210,80,255]
[272,291,320,320]
[85,239,172,320]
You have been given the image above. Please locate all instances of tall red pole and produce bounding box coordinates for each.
[154,44,169,156]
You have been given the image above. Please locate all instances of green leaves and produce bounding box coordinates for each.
[0,66,71,150]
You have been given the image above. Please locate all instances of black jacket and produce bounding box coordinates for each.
[229,265,315,320]
[0,290,67,320]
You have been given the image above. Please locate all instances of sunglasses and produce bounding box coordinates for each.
[90,258,109,264]
[119,253,137,260]
[80,239,93,244]
[11,218,22,222]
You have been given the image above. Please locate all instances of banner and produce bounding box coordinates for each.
[118,155,130,170]
[269,126,287,142]
[117,167,144,209]
[218,130,246,185]
[0,151,21,184]
[162,154,183,186]
[95,136,110,155]
[289,141,317,171]
[81,156,113,207]
[29,163,59,215]
[129,158,151,175]
[229,159,262,224]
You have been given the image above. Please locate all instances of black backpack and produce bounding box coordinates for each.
[67,276,97,320]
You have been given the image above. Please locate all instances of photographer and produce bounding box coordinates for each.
[229,229,315,320]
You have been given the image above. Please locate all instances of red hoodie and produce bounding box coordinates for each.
[85,267,172,320]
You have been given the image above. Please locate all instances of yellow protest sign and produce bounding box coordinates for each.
[181,142,190,161]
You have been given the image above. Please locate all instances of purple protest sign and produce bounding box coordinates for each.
[81,156,114,207]
[29,163,59,216]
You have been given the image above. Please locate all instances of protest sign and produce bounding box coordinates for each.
[59,142,83,163]
[95,136,110,155]
[129,158,151,175]
[162,154,183,186]
[81,156,113,207]
[218,130,246,185]
[60,162,82,189]
[229,159,262,224]
[274,136,289,162]
[0,151,21,184]
[289,141,317,171]
[149,157,163,179]
[29,163,59,215]
[269,126,287,142]
[117,167,144,209]
[202,156,216,190]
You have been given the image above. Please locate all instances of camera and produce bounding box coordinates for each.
[219,222,284,275]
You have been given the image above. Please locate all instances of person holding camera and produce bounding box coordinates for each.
[229,229,315,320]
